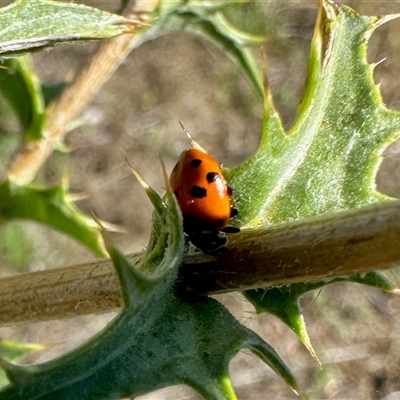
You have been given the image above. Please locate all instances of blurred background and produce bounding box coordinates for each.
[1,0,400,398]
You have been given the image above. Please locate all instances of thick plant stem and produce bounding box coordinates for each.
[1,200,400,326]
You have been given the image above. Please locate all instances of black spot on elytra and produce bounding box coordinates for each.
[190,185,207,198]
[206,172,219,183]
[190,159,202,168]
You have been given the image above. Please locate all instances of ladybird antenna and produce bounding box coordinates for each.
[178,121,207,152]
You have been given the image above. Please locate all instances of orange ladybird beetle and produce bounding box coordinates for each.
[169,122,240,253]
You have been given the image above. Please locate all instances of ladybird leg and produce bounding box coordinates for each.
[188,231,228,254]
[222,226,240,234]
[230,208,238,218]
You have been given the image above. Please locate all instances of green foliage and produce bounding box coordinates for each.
[0,56,44,140]
[0,55,67,142]
[0,340,43,363]
[0,223,36,272]
[0,0,136,57]
[0,340,44,389]
[0,180,106,257]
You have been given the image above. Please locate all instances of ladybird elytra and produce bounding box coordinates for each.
[169,147,232,233]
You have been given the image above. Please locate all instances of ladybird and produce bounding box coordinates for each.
[169,122,239,253]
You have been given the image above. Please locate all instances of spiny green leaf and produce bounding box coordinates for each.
[0,56,45,140]
[245,271,397,365]
[0,0,139,57]
[225,0,400,365]
[0,179,106,257]
[0,340,43,390]
[244,286,321,365]
[227,2,400,228]
[347,271,397,292]
[0,272,299,399]
[0,173,299,399]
